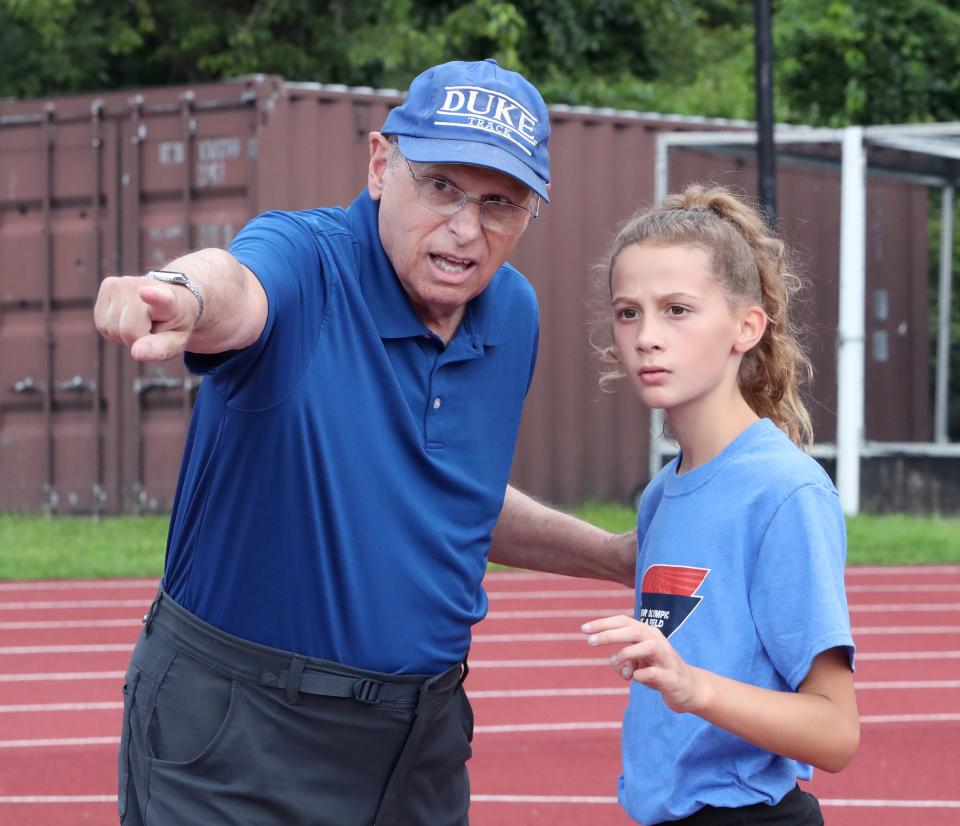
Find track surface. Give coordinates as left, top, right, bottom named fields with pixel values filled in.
left=1, top=566, right=959, bottom=825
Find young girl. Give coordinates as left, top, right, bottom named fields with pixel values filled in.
left=582, top=185, right=859, bottom=825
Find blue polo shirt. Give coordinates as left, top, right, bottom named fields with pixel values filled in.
left=161, top=191, right=539, bottom=674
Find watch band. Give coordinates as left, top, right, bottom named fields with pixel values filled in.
left=145, top=270, right=204, bottom=320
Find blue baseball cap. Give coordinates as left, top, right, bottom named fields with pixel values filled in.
left=381, top=59, right=551, bottom=202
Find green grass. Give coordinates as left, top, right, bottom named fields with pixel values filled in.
left=571, top=503, right=960, bottom=566
left=1, top=506, right=959, bottom=581
left=0, top=514, right=169, bottom=580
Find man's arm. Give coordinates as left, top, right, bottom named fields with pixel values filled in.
left=489, top=486, right=636, bottom=587
left=94, top=248, right=267, bottom=362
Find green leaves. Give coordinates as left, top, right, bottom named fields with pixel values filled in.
left=3, top=0, right=960, bottom=129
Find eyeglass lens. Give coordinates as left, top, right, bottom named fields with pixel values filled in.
left=402, top=156, right=535, bottom=234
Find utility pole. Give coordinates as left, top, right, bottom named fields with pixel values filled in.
left=754, top=0, right=777, bottom=225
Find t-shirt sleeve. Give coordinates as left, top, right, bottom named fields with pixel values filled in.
left=749, top=483, right=856, bottom=690
left=185, top=210, right=330, bottom=407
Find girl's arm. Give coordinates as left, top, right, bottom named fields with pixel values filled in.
left=582, top=614, right=859, bottom=772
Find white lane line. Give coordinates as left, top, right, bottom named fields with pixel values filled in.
left=5, top=645, right=958, bottom=661
left=857, top=650, right=960, bottom=660
left=853, top=626, right=960, bottom=634
left=0, top=680, right=953, bottom=712
left=0, top=671, right=123, bottom=682
left=0, top=619, right=140, bottom=630
left=0, top=701, right=122, bottom=713
left=820, top=799, right=960, bottom=808
left=469, top=680, right=960, bottom=699
left=474, top=633, right=583, bottom=642
left=0, top=644, right=132, bottom=654
left=473, top=713, right=960, bottom=734
left=487, top=609, right=633, bottom=619
left=0, top=616, right=960, bottom=642
left=0, top=600, right=150, bottom=611
left=485, top=604, right=960, bottom=620
left=0, top=736, right=120, bottom=748
left=850, top=603, right=960, bottom=613
left=473, top=627, right=960, bottom=642
left=0, top=795, right=117, bottom=803
left=483, top=572, right=571, bottom=582
left=0, top=580, right=157, bottom=592
left=3, top=711, right=957, bottom=750
left=476, top=722, right=622, bottom=734
left=847, top=584, right=960, bottom=593
left=845, top=565, right=960, bottom=576
left=0, top=680, right=951, bottom=708
left=468, top=795, right=960, bottom=809
left=469, top=651, right=960, bottom=668
left=471, top=658, right=609, bottom=668
left=0, top=596, right=960, bottom=622
left=471, top=794, right=618, bottom=803
left=855, top=679, right=960, bottom=689
left=486, top=589, right=632, bottom=600
left=860, top=712, right=960, bottom=723
left=470, top=688, right=629, bottom=699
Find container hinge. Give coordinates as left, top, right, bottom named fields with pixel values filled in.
left=11, top=376, right=41, bottom=394
left=55, top=374, right=94, bottom=393
left=133, top=375, right=183, bottom=395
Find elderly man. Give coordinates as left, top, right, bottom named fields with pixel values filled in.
left=95, top=59, right=633, bottom=826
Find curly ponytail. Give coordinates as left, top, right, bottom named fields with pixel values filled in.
left=596, top=184, right=814, bottom=447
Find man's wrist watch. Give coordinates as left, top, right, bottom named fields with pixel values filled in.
left=145, top=270, right=204, bottom=320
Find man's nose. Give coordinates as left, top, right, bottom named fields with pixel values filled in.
left=446, top=198, right=484, bottom=241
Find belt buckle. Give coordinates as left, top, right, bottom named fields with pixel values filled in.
left=352, top=679, right=383, bottom=705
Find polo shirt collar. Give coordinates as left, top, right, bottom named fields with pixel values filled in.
left=347, top=190, right=504, bottom=345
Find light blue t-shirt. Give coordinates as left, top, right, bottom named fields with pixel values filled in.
left=619, top=419, right=855, bottom=824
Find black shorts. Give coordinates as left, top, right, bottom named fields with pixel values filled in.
left=118, top=590, right=473, bottom=826
left=661, top=785, right=824, bottom=825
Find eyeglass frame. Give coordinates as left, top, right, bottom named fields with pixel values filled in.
left=395, top=150, right=541, bottom=235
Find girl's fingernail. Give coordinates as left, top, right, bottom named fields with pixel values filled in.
left=581, top=622, right=592, bottom=632
left=609, top=655, right=619, bottom=665
left=587, top=635, right=598, bottom=646
left=621, top=666, right=632, bottom=679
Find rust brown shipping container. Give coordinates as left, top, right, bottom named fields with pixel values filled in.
left=0, top=77, right=930, bottom=513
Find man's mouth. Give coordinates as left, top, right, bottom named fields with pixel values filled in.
left=430, top=253, right=474, bottom=275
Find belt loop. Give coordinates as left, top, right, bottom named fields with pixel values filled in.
left=286, top=656, right=307, bottom=705
left=142, top=590, right=162, bottom=637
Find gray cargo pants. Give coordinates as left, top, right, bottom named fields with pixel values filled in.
left=118, top=590, right=472, bottom=825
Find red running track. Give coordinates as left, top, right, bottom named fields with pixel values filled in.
left=1, top=567, right=959, bottom=825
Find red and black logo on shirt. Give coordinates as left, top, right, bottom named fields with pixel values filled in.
left=639, top=565, right=709, bottom=638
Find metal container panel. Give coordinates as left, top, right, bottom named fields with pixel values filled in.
left=0, top=78, right=934, bottom=512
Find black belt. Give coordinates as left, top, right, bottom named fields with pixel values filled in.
left=260, top=661, right=422, bottom=705
left=143, top=589, right=464, bottom=708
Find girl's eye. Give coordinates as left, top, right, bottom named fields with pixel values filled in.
left=616, top=307, right=639, bottom=321
left=667, top=305, right=689, bottom=317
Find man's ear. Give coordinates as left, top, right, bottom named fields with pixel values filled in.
left=733, top=305, right=768, bottom=353
left=368, top=131, right=391, bottom=201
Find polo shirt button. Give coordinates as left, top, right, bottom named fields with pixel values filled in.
left=433, top=398, right=441, bottom=410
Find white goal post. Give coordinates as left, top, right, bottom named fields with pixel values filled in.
left=652, top=123, right=960, bottom=515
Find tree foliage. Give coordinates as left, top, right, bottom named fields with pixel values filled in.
left=3, top=0, right=960, bottom=129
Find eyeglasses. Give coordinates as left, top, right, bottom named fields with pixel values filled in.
left=398, top=153, right=540, bottom=236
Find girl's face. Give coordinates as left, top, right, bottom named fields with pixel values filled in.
left=610, top=242, right=760, bottom=422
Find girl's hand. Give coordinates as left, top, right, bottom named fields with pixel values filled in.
left=581, top=614, right=705, bottom=714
